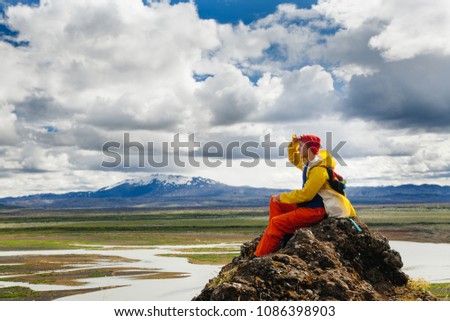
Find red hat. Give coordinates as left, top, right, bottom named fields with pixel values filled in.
left=299, top=134, right=321, bottom=154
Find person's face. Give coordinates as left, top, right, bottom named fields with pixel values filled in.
left=298, top=141, right=308, bottom=157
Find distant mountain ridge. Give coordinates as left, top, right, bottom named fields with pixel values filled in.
left=0, top=174, right=449, bottom=209
left=94, top=174, right=224, bottom=198
left=346, top=184, right=450, bottom=204
left=0, top=174, right=279, bottom=208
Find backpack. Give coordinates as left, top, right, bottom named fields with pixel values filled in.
left=324, top=166, right=346, bottom=196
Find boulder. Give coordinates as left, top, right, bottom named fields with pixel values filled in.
left=193, top=217, right=435, bottom=301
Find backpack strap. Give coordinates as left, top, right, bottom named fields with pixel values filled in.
left=323, top=166, right=346, bottom=196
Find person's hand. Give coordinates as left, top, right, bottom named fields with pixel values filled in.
left=271, top=194, right=280, bottom=202
left=292, top=134, right=300, bottom=143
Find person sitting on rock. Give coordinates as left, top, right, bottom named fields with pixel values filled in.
left=254, top=134, right=356, bottom=257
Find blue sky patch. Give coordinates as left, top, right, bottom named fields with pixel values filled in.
left=0, top=0, right=39, bottom=11
left=193, top=73, right=214, bottom=82
left=1, top=0, right=39, bottom=46
left=42, top=125, right=58, bottom=133
left=168, top=0, right=318, bottom=25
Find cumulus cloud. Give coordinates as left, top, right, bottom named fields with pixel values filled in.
left=194, top=64, right=336, bottom=126
left=195, top=67, right=259, bottom=125
left=260, top=65, right=337, bottom=121
left=1, top=0, right=450, bottom=196
left=0, top=103, right=20, bottom=145
left=308, top=0, right=450, bottom=131
left=13, top=90, right=70, bottom=123
left=367, top=0, right=450, bottom=61
left=315, top=0, right=450, bottom=61
left=4, top=0, right=219, bottom=131
left=332, top=64, right=377, bottom=82
left=342, top=55, right=450, bottom=130
left=0, top=42, right=36, bottom=102
left=19, top=145, right=71, bottom=172
left=318, top=20, right=385, bottom=68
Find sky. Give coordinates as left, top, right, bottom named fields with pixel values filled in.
left=1, top=0, right=450, bottom=197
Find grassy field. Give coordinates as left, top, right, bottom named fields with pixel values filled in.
left=0, top=204, right=448, bottom=250
left=0, top=207, right=263, bottom=250
left=356, top=204, right=450, bottom=243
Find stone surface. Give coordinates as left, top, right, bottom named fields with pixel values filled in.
left=193, top=217, right=436, bottom=301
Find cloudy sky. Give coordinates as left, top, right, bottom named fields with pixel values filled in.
left=1, top=0, right=450, bottom=197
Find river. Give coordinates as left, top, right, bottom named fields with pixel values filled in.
left=389, top=241, right=450, bottom=284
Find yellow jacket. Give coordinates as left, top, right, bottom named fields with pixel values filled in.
left=280, top=141, right=356, bottom=218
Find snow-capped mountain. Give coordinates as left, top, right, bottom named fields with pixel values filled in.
left=99, top=174, right=220, bottom=192
left=0, top=174, right=280, bottom=208
left=91, top=174, right=226, bottom=199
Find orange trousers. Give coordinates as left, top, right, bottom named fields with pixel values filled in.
left=254, top=199, right=326, bottom=257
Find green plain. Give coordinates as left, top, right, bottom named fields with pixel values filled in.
left=0, top=204, right=449, bottom=250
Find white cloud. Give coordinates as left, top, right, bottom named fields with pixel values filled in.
left=1, top=0, right=450, bottom=197
left=256, top=4, right=321, bottom=26
left=5, top=0, right=219, bottom=130
left=260, top=65, right=336, bottom=121
left=315, top=0, right=450, bottom=61
left=0, top=103, right=20, bottom=145
left=19, top=143, right=72, bottom=172
left=368, top=0, right=450, bottom=60
left=341, top=54, right=450, bottom=129
left=216, top=22, right=271, bottom=62
left=314, top=0, right=383, bottom=30
left=0, top=42, right=36, bottom=102
left=195, top=66, right=259, bottom=126
left=332, top=64, right=377, bottom=82
left=0, top=169, right=133, bottom=197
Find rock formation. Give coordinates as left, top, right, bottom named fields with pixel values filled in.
left=193, top=218, right=435, bottom=301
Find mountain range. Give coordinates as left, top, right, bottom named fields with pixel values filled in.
left=1, top=174, right=449, bottom=209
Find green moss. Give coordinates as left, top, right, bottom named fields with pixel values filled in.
left=208, top=266, right=238, bottom=288
left=158, top=252, right=238, bottom=265
left=428, top=283, right=450, bottom=300
left=407, top=278, right=430, bottom=292
left=0, top=285, right=125, bottom=301
left=175, top=247, right=240, bottom=253
left=0, top=286, right=38, bottom=299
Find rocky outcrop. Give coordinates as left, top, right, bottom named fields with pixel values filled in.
left=193, top=217, right=435, bottom=301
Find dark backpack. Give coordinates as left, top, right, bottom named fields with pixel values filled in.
left=324, top=166, right=346, bottom=196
